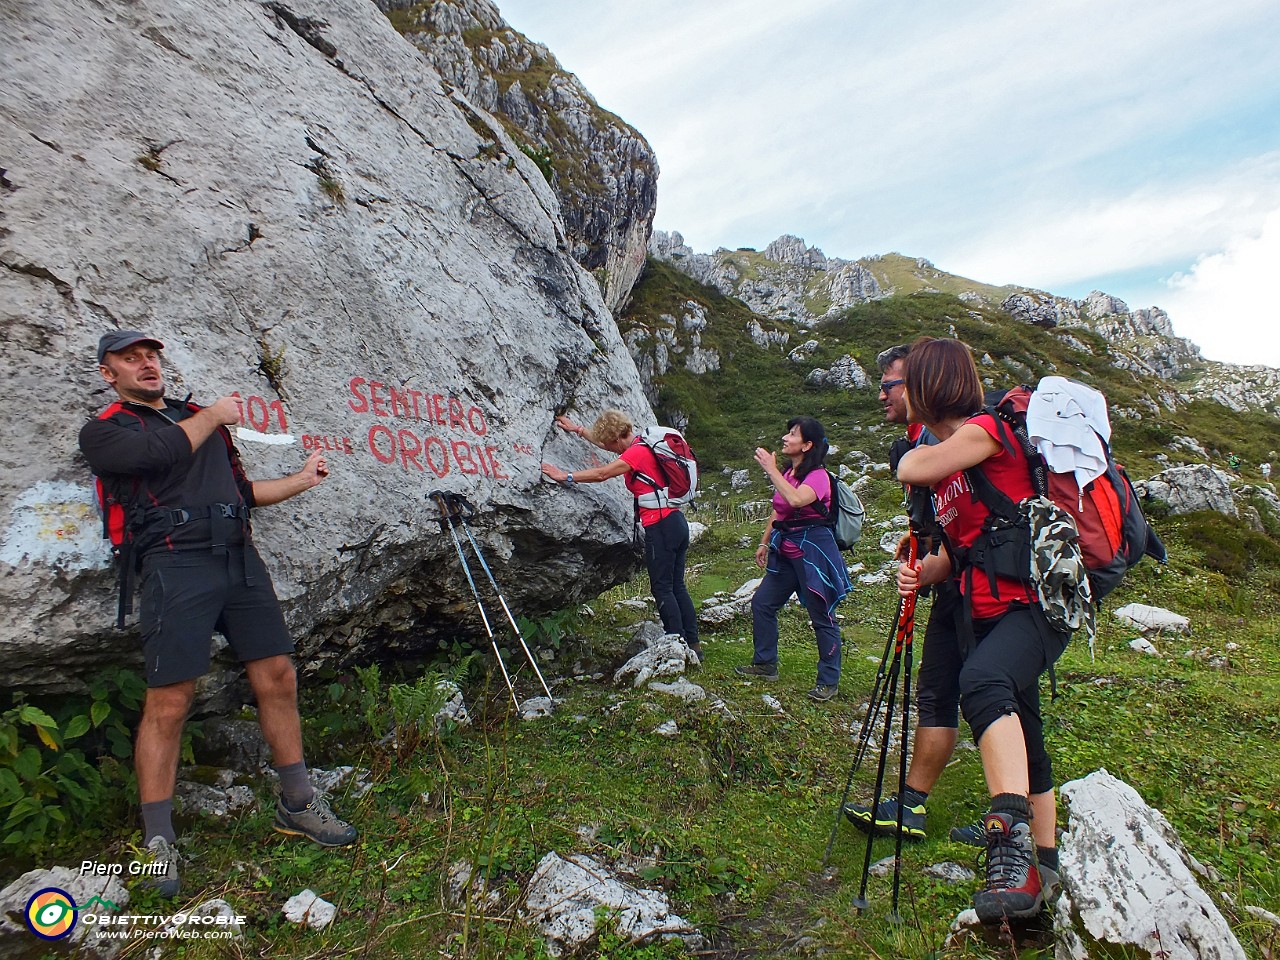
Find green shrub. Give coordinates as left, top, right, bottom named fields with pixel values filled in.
left=0, top=669, right=145, bottom=856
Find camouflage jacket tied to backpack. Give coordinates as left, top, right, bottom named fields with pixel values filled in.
left=963, top=487, right=1096, bottom=650
left=1025, top=497, right=1096, bottom=640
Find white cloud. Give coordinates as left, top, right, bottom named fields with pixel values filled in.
left=941, top=154, right=1280, bottom=288
left=1158, top=210, right=1280, bottom=366
left=495, top=0, right=1280, bottom=365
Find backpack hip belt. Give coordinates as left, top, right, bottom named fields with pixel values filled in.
left=138, top=501, right=255, bottom=578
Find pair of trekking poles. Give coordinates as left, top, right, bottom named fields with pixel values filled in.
left=822, top=533, right=923, bottom=919
left=428, top=491, right=554, bottom=710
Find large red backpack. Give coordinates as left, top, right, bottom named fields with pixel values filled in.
left=630, top=426, right=699, bottom=509
left=968, top=383, right=1166, bottom=600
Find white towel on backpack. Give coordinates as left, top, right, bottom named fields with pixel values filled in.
left=1026, top=376, right=1111, bottom=491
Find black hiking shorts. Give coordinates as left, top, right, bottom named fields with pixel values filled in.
left=138, top=545, right=294, bottom=687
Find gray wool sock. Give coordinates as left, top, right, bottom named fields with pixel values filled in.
left=141, top=799, right=176, bottom=844
left=275, top=761, right=316, bottom=811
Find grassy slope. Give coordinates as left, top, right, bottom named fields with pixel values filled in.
left=86, top=499, right=1280, bottom=960
left=858, top=252, right=1022, bottom=303
left=14, top=263, right=1280, bottom=960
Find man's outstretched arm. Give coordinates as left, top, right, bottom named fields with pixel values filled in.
left=252, top=451, right=329, bottom=507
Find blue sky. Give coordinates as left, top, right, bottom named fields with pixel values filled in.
left=488, top=0, right=1280, bottom=366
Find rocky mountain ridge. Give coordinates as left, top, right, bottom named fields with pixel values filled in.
left=648, top=229, right=1280, bottom=418
left=378, top=0, right=658, bottom=314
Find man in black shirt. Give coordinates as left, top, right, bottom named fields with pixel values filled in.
left=844, top=344, right=973, bottom=844
left=80, top=330, right=356, bottom=898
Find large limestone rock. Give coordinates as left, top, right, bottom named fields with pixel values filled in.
left=1135, top=465, right=1237, bottom=516
left=381, top=0, right=658, bottom=314
left=523, top=851, right=704, bottom=956
left=0, top=0, right=650, bottom=691
left=1002, top=291, right=1076, bottom=328
left=1056, top=770, right=1245, bottom=960
left=1183, top=363, right=1280, bottom=417
left=0, top=866, right=129, bottom=959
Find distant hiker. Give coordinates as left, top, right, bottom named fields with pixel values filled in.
left=79, top=330, right=357, bottom=899
left=735, top=417, right=852, bottom=702
left=1260, top=461, right=1271, bottom=481
left=542, top=411, right=701, bottom=660
left=1227, top=452, right=1241, bottom=473
left=844, top=344, right=981, bottom=845
left=893, top=337, right=1070, bottom=924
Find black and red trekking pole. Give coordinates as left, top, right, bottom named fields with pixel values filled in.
left=822, top=535, right=920, bottom=920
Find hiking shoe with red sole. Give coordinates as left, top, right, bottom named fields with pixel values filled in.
left=973, top=811, right=1042, bottom=923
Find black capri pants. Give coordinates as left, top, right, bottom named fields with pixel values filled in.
left=959, top=605, right=1070, bottom=796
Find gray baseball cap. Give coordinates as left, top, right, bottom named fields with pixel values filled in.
left=97, top=330, right=164, bottom=364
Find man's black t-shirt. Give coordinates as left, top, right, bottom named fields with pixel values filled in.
left=79, top=398, right=254, bottom=554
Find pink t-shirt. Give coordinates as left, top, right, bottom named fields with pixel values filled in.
left=773, top=468, right=832, bottom=558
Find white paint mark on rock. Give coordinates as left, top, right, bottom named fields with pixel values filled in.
left=0, top=482, right=111, bottom=571
left=235, top=427, right=296, bottom=445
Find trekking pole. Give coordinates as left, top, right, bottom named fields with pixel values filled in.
left=446, top=493, right=556, bottom=703
left=822, top=593, right=907, bottom=868
left=853, top=537, right=919, bottom=914
left=429, top=491, right=519, bottom=709
left=888, top=535, right=920, bottom=921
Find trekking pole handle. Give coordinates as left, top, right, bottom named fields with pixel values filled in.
left=427, top=489, right=459, bottom=530
left=447, top=491, right=477, bottom=518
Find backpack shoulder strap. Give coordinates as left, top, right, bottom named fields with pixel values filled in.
left=629, top=434, right=669, bottom=491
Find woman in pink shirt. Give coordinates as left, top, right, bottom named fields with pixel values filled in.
left=735, top=417, right=851, bottom=702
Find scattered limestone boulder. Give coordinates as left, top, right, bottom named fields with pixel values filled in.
left=175, top=768, right=257, bottom=818
left=446, top=860, right=501, bottom=909
left=523, top=852, right=704, bottom=956
left=613, top=636, right=697, bottom=687
left=1114, top=603, right=1191, bottom=636
left=1128, top=637, right=1160, bottom=656
left=0, top=866, right=129, bottom=959
left=647, top=676, right=706, bottom=703
left=879, top=530, right=904, bottom=555
left=519, top=697, right=556, bottom=720
left=788, top=340, right=820, bottom=363
left=699, top=578, right=760, bottom=625
left=1055, top=769, right=1245, bottom=960
left=654, top=719, right=679, bottom=738
left=282, top=889, right=336, bottom=930
left=1136, top=465, right=1237, bottom=516
left=310, top=765, right=374, bottom=799
left=435, top=680, right=472, bottom=728
left=806, top=355, right=870, bottom=391
left=924, top=862, right=975, bottom=883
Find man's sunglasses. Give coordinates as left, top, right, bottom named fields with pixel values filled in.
left=878, top=378, right=904, bottom=393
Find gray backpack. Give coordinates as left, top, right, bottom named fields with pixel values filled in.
left=815, top=471, right=865, bottom=551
